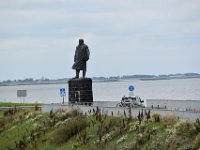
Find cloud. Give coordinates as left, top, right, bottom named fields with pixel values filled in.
left=0, top=0, right=200, bottom=80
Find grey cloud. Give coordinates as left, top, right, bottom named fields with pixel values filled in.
left=0, top=0, right=200, bottom=80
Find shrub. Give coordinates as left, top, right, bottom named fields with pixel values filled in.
left=145, top=109, right=151, bottom=120
left=163, top=113, right=176, bottom=122
left=55, top=109, right=80, bottom=121
left=52, top=116, right=88, bottom=144
left=72, top=129, right=88, bottom=149
left=4, top=109, right=16, bottom=117
left=192, top=133, right=200, bottom=150
left=34, top=103, right=39, bottom=111
left=129, top=128, right=154, bottom=149
left=49, top=109, right=54, bottom=119
left=176, top=121, right=196, bottom=137
left=0, top=118, right=4, bottom=129
left=194, top=118, right=200, bottom=132
left=152, top=113, right=161, bottom=122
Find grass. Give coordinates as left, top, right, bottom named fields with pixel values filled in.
left=0, top=111, right=4, bottom=117
left=0, top=109, right=44, bottom=149
left=52, top=116, right=88, bottom=144
left=0, top=102, right=41, bottom=107
left=0, top=107, right=200, bottom=150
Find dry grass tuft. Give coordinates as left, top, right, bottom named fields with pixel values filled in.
left=163, top=113, right=177, bottom=122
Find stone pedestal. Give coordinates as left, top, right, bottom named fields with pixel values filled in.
left=68, top=78, right=93, bottom=105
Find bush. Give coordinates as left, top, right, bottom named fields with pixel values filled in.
left=4, top=109, right=16, bottom=117
left=152, top=113, right=161, bottom=122
left=52, top=116, right=88, bottom=144
left=192, top=133, right=200, bottom=150
left=176, top=121, right=196, bottom=137
left=129, top=127, right=154, bottom=149
left=163, top=113, right=176, bottom=122
left=55, top=109, right=80, bottom=121
left=0, top=118, right=4, bottom=128
left=194, top=118, right=200, bottom=132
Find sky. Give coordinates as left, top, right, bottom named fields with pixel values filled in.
left=0, top=0, right=200, bottom=81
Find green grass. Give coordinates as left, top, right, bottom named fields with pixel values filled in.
left=0, top=111, right=4, bottom=117
left=0, top=108, right=200, bottom=150
left=0, top=109, right=44, bottom=149
left=0, top=102, right=41, bottom=107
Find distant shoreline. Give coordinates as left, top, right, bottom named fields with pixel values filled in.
left=1, top=73, right=200, bottom=86
left=140, top=76, right=200, bottom=81
left=0, top=77, right=200, bottom=86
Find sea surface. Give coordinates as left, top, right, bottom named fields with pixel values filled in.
left=0, top=78, right=200, bottom=104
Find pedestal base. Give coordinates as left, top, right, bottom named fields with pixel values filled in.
left=68, top=78, right=93, bottom=105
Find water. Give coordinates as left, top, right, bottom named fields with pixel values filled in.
left=0, top=78, right=200, bottom=104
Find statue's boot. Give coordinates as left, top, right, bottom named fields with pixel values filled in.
left=74, top=70, right=80, bottom=79
left=83, top=70, right=86, bottom=78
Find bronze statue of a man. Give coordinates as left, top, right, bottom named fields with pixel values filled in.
left=72, top=39, right=90, bottom=78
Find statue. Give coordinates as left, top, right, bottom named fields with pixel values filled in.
left=69, top=39, right=93, bottom=104
left=72, top=39, right=90, bottom=78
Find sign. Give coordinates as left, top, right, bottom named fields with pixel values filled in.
left=60, top=88, right=66, bottom=97
left=17, top=90, right=27, bottom=97
left=129, top=85, right=134, bottom=92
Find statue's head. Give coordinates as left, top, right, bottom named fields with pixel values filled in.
left=79, top=39, right=84, bottom=45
